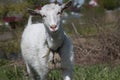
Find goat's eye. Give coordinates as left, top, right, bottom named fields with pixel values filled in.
left=42, top=15, right=46, bottom=17
left=57, top=12, right=61, bottom=15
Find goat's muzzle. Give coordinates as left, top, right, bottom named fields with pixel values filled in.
left=50, top=25, right=57, bottom=31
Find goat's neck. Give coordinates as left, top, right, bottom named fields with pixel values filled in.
left=46, top=26, right=65, bottom=50
left=47, top=27, right=64, bottom=40
left=51, top=28, right=63, bottom=36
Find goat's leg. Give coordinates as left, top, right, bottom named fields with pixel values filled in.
left=35, top=59, right=49, bottom=80
left=60, top=38, right=74, bottom=80
left=62, top=68, right=73, bottom=80
left=61, top=58, right=73, bottom=80
left=25, top=63, right=36, bottom=80
left=37, top=67, right=48, bottom=80
left=39, top=73, right=47, bottom=80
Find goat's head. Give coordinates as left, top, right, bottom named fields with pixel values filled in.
left=28, top=0, right=72, bottom=32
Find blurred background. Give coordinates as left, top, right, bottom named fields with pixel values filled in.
left=0, top=0, right=120, bottom=80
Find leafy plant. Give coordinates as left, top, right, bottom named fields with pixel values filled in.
left=99, top=0, right=120, bottom=10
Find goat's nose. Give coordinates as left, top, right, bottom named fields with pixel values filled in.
left=50, top=25, right=57, bottom=30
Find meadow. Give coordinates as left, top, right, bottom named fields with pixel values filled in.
left=1, top=62, right=120, bottom=80
left=0, top=4, right=120, bottom=80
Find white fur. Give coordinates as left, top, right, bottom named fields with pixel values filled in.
left=21, top=2, right=73, bottom=80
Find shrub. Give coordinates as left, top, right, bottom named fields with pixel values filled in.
left=99, top=0, right=120, bottom=10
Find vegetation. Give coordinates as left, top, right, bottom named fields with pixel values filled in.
left=99, top=0, right=120, bottom=10
left=0, top=1, right=29, bottom=20
left=0, top=0, right=120, bottom=80
left=1, top=63, right=120, bottom=80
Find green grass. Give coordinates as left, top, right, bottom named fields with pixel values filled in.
left=1, top=63, right=120, bottom=80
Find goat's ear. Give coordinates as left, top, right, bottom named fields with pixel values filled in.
left=61, top=0, right=72, bottom=12
left=27, top=8, right=41, bottom=16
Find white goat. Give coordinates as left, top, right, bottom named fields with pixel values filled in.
left=21, top=0, right=74, bottom=80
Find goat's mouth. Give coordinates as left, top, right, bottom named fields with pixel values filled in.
left=50, top=25, right=58, bottom=32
